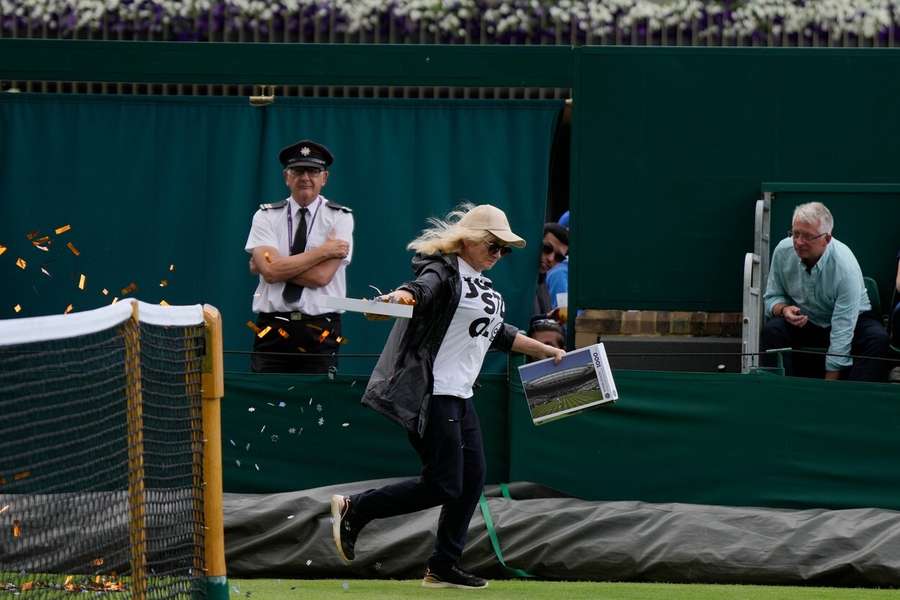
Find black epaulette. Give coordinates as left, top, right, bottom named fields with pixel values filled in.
left=259, top=200, right=288, bottom=211
left=325, top=201, right=352, bottom=213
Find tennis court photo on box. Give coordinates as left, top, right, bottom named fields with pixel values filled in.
left=518, top=343, right=618, bottom=425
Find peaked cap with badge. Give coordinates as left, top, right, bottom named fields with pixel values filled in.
left=279, top=139, right=334, bottom=171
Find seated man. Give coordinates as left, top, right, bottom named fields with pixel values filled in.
left=761, top=202, right=889, bottom=382
left=893, top=249, right=900, bottom=349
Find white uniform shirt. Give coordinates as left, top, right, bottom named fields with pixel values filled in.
left=432, top=258, right=506, bottom=399
left=245, top=195, right=354, bottom=315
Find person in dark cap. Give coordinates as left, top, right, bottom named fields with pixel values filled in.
left=245, top=139, right=355, bottom=373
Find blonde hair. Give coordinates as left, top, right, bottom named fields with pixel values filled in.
left=407, top=203, right=492, bottom=256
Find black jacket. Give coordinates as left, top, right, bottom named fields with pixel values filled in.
left=361, top=253, right=518, bottom=436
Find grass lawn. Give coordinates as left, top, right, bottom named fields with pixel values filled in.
left=228, top=579, right=899, bottom=600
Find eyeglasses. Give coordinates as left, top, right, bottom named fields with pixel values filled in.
left=288, top=166, right=323, bottom=177
left=486, top=241, right=512, bottom=256
left=542, top=243, right=566, bottom=263
left=787, top=230, right=828, bottom=243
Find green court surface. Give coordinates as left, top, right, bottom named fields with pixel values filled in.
left=228, top=579, right=899, bottom=600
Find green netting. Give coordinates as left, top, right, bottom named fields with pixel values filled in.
left=0, top=316, right=207, bottom=598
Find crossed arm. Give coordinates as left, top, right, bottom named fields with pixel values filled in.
left=250, top=234, right=349, bottom=288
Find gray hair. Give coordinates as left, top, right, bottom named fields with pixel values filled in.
left=792, top=202, right=833, bottom=234
left=406, top=202, right=492, bottom=256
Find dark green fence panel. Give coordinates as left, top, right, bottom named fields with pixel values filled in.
left=571, top=47, right=900, bottom=312
left=0, top=94, right=560, bottom=372
left=509, top=369, right=900, bottom=511
left=221, top=372, right=510, bottom=493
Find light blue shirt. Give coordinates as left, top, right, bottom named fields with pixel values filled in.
left=546, top=258, right=568, bottom=309
left=764, top=237, right=870, bottom=371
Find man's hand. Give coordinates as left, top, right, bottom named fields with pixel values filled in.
left=320, top=228, right=350, bottom=260
left=782, top=305, right=808, bottom=328
left=824, top=370, right=841, bottom=381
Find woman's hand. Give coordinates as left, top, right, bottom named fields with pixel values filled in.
left=364, top=290, right=416, bottom=320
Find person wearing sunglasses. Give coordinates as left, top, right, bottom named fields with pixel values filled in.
left=535, top=222, right=569, bottom=315
left=761, top=202, right=889, bottom=382
left=329, top=203, right=565, bottom=589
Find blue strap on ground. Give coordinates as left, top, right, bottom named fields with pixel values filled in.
left=478, top=483, right=534, bottom=578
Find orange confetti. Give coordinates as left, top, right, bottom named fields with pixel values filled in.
left=120, top=282, right=137, bottom=295
left=0, top=244, right=6, bottom=255
left=64, top=304, right=73, bottom=314
left=246, top=321, right=261, bottom=334
left=318, top=329, right=330, bottom=343
left=159, top=279, right=168, bottom=287
left=31, top=235, right=50, bottom=245
left=78, top=274, right=86, bottom=290
left=13, top=304, right=21, bottom=313
left=12, top=520, right=21, bottom=538
left=257, top=325, right=272, bottom=339
left=25, top=230, right=39, bottom=240
left=20, top=581, right=32, bottom=591
left=55, top=224, right=72, bottom=235
left=264, top=251, right=272, bottom=263
left=15, top=257, right=26, bottom=269
left=278, top=328, right=290, bottom=339
left=93, top=558, right=104, bottom=566
left=13, top=471, right=30, bottom=481
left=101, top=288, right=109, bottom=296
left=336, top=336, right=348, bottom=345
left=66, top=242, right=80, bottom=256
left=159, top=300, right=170, bottom=306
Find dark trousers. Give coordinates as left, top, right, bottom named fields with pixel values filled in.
left=761, top=311, right=889, bottom=382
left=250, top=313, right=341, bottom=374
left=350, top=395, right=486, bottom=568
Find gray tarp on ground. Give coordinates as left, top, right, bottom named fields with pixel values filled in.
left=224, top=479, right=900, bottom=586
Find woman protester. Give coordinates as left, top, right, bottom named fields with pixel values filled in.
left=330, top=204, right=565, bottom=589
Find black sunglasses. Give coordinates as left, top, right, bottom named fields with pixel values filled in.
left=542, top=243, right=566, bottom=263
left=486, top=241, right=512, bottom=256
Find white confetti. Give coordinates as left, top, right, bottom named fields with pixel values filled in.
left=248, top=407, right=256, bottom=413
left=318, top=417, right=324, bottom=426
left=235, top=460, right=241, bottom=467
left=287, top=515, right=295, bottom=520
left=288, top=427, right=297, bottom=434
left=342, top=582, right=349, bottom=591
left=245, top=443, right=251, bottom=451
left=274, top=316, right=289, bottom=322
left=308, top=398, right=313, bottom=406
left=278, top=401, right=286, bottom=408
left=350, top=380, right=356, bottom=387
left=254, top=463, right=260, bottom=471
left=267, top=402, right=275, bottom=406
left=342, top=422, right=350, bottom=428
left=260, top=425, right=266, bottom=433
left=232, top=585, right=240, bottom=594
left=288, top=386, right=295, bottom=391
left=305, top=559, right=312, bottom=566
left=316, top=403, right=323, bottom=412
left=271, top=434, right=279, bottom=443
left=229, top=439, right=236, bottom=446
left=299, top=427, right=304, bottom=435
left=375, top=562, right=382, bottom=570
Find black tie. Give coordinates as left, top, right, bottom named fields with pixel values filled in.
left=282, top=207, right=308, bottom=304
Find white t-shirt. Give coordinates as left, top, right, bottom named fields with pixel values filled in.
left=245, top=195, right=354, bottom=315
left=432, top=258, right=506, bottom=399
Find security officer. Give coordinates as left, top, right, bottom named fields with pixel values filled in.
left=245, top=139, right=354, bottom=373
